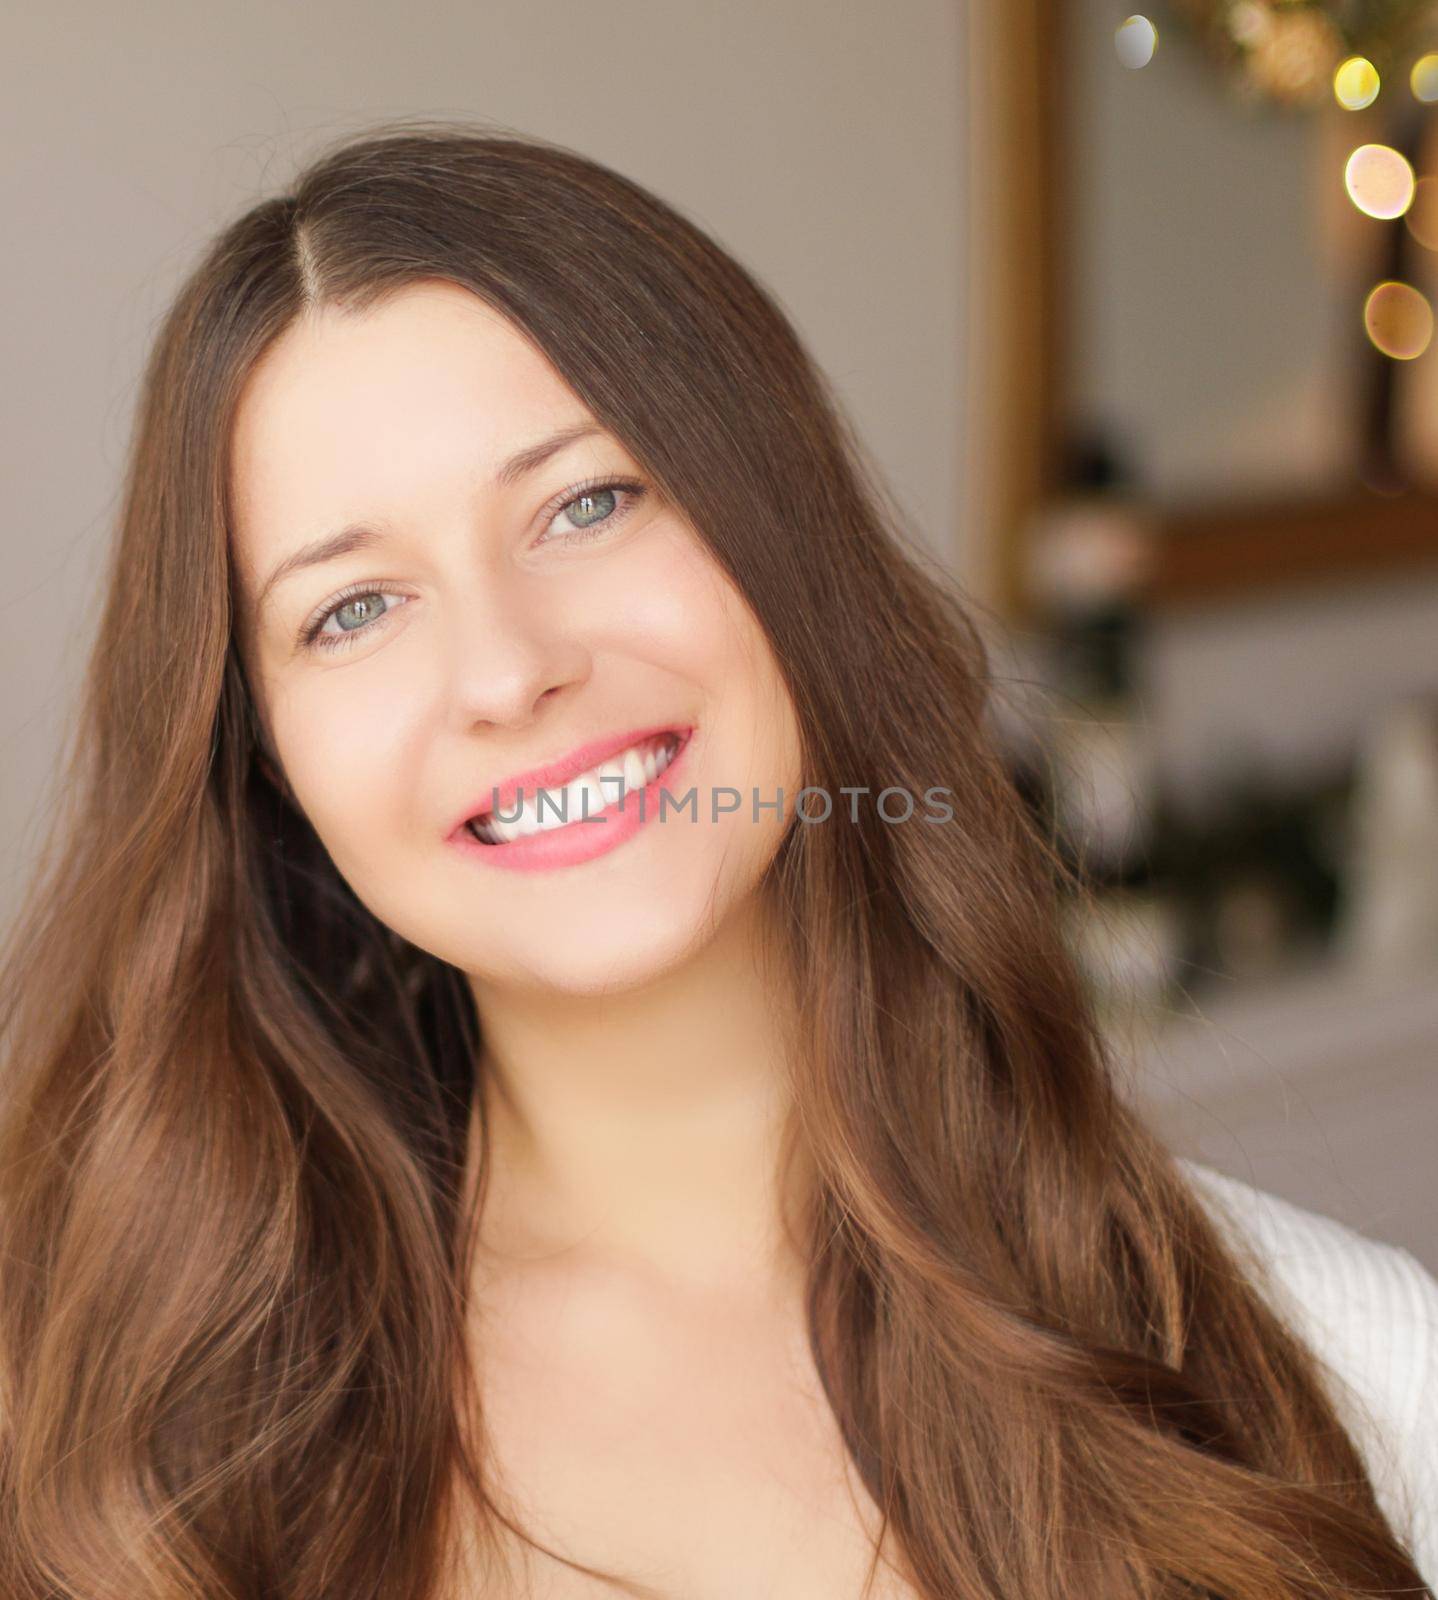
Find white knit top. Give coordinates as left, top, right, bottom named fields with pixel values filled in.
left=1179, top=1158, right=1438, bottom=1590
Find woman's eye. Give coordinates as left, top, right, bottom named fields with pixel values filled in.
left=542, top=478, right=647, bottom=544
left=297, top=479, right=648, bottom=654
left=300, top=590, right=406, bottom=654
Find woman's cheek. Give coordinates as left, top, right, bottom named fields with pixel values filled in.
left=582, top=520, right=738, bottom=674
left=278, top=668, right=429, bottom=855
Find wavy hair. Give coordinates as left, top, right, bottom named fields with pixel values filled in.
left=0, top=118, right=1429, bottom=1599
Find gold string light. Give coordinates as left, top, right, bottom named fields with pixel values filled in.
left=1345, top=143, right=1417, bottom=218
left=1115, top=15, right=1159, bottom=69
left=1364, top=280, right=1434, bottom=358
left=1334, top=55, right=1381, bottom=109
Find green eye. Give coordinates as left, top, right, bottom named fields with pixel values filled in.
left=301, top=588, right=408, bottom=653
left=543, top=478, right=647, bottom=543
left=569, top=487, right=617, bottom=527
left=296, top=476, right=650, bottom=656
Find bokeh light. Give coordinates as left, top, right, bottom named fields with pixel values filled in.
left=1363, top=281, right=1433, bottom=360
left=1334, top=56, right=1380, bottom=110
left=1115, top=15, right=1158, bottom=69
left=1227, top=3, right=1270, bottom=47
left=1345, top=144, right=1416, bottom=219
left=1404, top=176, right=1438, bottom=251
left=1411, top=52, right=1438, bottom=102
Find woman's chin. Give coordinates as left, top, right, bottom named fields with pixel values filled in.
left=476, top=903, right=722, bottom=999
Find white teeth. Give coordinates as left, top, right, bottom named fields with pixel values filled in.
left=469, top=733, right=681, bottom=845
left=576, top=771, right=606, bottom=819
left=653, top=737, right=678, bottom=776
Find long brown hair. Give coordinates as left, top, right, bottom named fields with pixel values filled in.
left=0, top=117, right=1428, bottom=1600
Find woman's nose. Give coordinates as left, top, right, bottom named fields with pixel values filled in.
left=439, top=570, right=592, bottom=731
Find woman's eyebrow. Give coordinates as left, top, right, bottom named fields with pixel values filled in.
left=494, top=420, right=602, bottom=489
left=251, top=420, right=605, bottom=611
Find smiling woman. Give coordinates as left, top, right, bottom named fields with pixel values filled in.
left=227, top=278, right=803, bottom=994
left=0, top=118, right=1434, bottom=1600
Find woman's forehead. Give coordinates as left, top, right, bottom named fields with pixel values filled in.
left=227, top=288, right=603, bottom=572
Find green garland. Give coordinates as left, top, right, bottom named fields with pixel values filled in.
left=1164, top=0, right=1437, bottom=106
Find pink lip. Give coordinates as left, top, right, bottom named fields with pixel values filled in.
left=447, top=722, right=695, bottom=835
left=447, top=726, right=696, bottom=874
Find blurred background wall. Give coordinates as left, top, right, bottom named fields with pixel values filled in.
left=968, top=0, right=1437, bottom=1270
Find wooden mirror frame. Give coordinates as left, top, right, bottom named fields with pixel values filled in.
left=964, top=0, right=1438, bottom=625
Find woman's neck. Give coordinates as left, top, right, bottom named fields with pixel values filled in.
left=463, top=895, right=812, bottom=1303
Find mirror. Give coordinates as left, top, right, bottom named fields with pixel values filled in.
left=967, top=0, right=1438, bottom=618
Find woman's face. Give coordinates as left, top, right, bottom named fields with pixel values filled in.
left=229, top=280, right=803, bottom=996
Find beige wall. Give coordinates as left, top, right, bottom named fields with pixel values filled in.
left=0, top=0, right=971, bottom=930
